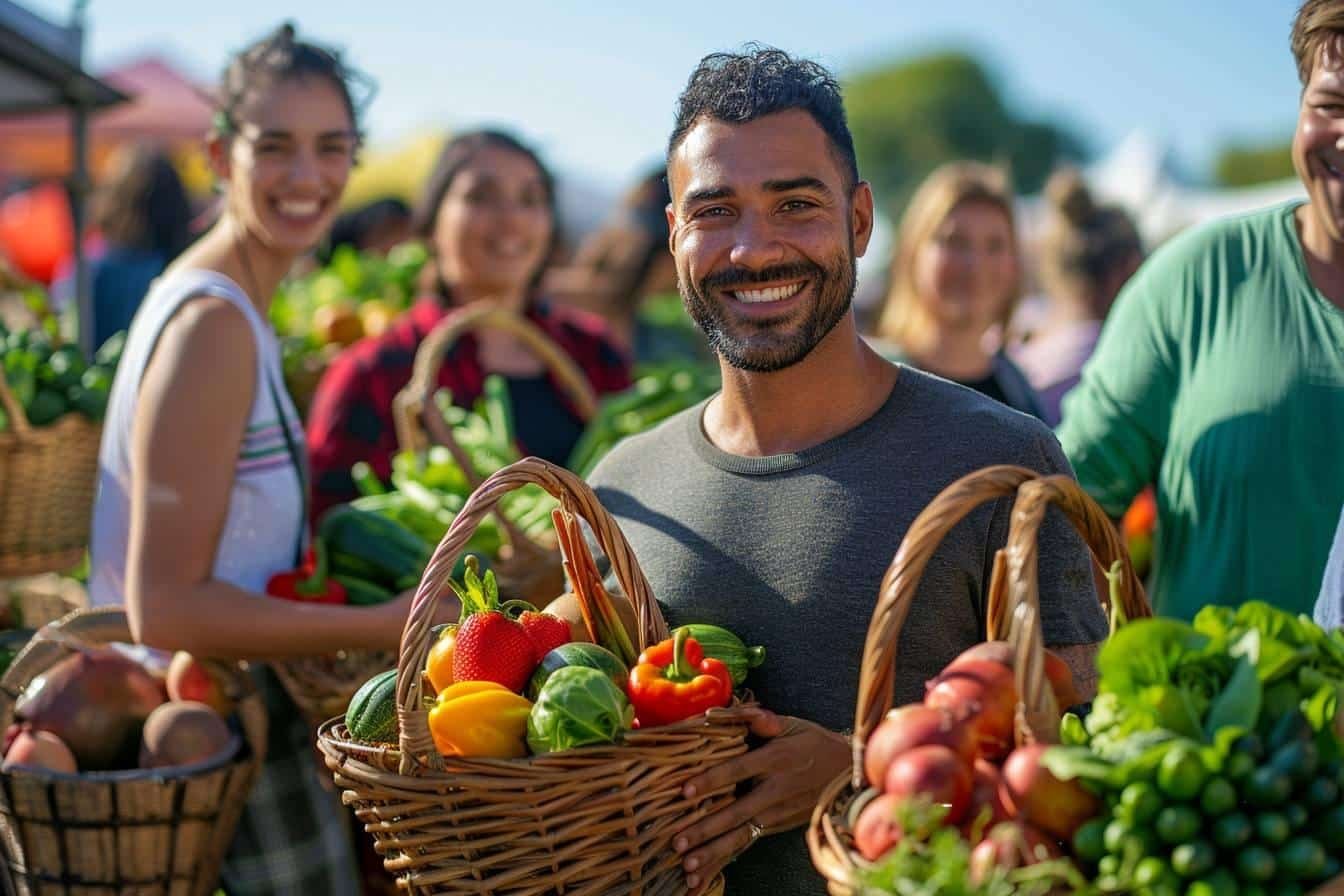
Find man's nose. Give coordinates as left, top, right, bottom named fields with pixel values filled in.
left=729, top=211, right=786, bottom=270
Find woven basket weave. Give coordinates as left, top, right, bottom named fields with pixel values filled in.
left=0, top=369, right=101, bottom=579
left=318, top=457, right=754, bottom=894
left=806, top=466, right=1152, bottom=895
left=0, top=607, right=267, bottom=895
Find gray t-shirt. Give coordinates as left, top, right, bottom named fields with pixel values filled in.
left=587, top=365, right=1107, bottom=895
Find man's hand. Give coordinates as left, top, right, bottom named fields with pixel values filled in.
left=673, top=707, right=850, bottom=894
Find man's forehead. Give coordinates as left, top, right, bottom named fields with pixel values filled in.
left=668, top=110, right=841, bottom=196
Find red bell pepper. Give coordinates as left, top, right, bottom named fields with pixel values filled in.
left=266, top=538, right=347, bottom=604
left=627, top=629, right=733, bottom=728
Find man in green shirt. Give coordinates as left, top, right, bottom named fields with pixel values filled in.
left=1058, top=0, right=1344, bottom=620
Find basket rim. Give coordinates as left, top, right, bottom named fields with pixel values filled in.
left=1, top=731, right=243, bottom=783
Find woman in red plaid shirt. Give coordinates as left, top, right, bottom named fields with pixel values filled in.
left=306, top=130, right=632, bottom=520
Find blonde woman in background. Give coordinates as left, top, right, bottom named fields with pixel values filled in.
left=872, top=161, right=1044, bottom=419
left=1011, top=169, right=1144, bottom=425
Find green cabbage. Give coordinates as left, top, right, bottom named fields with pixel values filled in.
left=526, top=666, right=633, bottom=755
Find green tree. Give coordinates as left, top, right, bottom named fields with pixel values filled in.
left=1214, top=139, right=1295, bottom=187
left=844, top=51, right=1085, bottom=215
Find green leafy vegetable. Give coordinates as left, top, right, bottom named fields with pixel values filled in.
left=526, top=666, right=633, bottom=754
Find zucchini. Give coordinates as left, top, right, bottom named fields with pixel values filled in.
left=346, top=669, right=398, bottom=741
left=672, top=624, right=765, bottom=687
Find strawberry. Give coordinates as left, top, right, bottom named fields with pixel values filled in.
left=451, top=611, right=538, bottom=693
left=520, top=611, right=572, bottom=662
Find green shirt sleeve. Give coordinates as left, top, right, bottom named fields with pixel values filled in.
left=1056, top=239, right=1188, bottom=517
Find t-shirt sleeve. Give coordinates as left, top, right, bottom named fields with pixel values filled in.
left=1022, top=432, right=1110, bottom=647
left=1056, top=247, right=1183, bottom=517
left=1314, top=506, right=1344, bottom=631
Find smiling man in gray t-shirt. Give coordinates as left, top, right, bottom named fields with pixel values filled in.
left=553, top=47, right=1107, bottom=896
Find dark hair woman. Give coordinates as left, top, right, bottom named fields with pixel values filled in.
left=306, top=129, right=632, bottom=519
left=86, top=24, right=455, bottom=894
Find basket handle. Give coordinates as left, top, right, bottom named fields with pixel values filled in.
left=850, top=466, right=1152, bottom=789
left=393, top=304, right=600, bottom=459
left=393, top=456, right=665, bottom=773
left=1000, top=476, right=1151, bottom=742
left=0, top=368, right=34, bottom=440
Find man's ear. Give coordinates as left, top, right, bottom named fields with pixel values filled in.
left=665, top=203, right=677, bottom=253
left=851, top=180, right=875, bottom=259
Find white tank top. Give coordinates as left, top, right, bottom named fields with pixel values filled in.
left=89, top=270, right=305, bottom=606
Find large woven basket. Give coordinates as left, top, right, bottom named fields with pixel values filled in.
left=806, top=466, right=1152, bottom=895
left=393, top=304, right=600, bottom=608
left=0, top=367, right=101, bottom=579
left=318, top=457, right=755, bottom=895
left=0, top=606, right=268, bottom=896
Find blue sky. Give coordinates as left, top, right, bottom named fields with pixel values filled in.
left=30, top=0, right=1302, bottom=189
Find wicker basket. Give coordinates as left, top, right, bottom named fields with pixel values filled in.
left=0, top=366, right=101, bottom=579
left=393, top=304, right=600, bottom=608
left=0, top=606, right=268, bottom=896
left=806, top=465, right=1153, bottom=895
left=318, top=457, right=755, bottom=895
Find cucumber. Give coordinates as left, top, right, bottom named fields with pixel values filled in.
left=346, top=669, right=398, bottom=741
left=672, top=624, right=765, bottom=687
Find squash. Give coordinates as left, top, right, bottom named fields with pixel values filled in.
left=346, top=670, right=398, bottom=742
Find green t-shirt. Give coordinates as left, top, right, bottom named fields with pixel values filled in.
left=1058, top=201, right=1344, bottom=620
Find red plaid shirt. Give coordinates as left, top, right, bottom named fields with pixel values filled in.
left=306, top=297, right=632, bottom=521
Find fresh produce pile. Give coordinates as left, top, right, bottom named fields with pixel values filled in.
left=3, top=647, right=239, bottom=776
left=567, top=360, right=720, bottom=476
left=1048, top=601, right=1344, bottom=895
left=0, top=324, right=123, bottom=429
left=350, top=376, right=558, bottom=563
left=344, top=509, right=764, bottom=761
left=269, top=242, right=427, bottom=412
left=850, top=640, right=1092, bottom=895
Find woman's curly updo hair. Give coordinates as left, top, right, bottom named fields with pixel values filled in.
left=212, top=22, right=372, bottom=143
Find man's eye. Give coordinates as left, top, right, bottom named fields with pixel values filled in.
left=693, top=206, right=731, bottom=218
left=255, top=142, right=286, bottom=155
left=781, top=199, right=815, bottom=211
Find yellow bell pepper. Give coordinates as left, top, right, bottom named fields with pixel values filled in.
left=428, top=680, right=533, bottom=759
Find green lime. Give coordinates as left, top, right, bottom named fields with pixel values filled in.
left=1135, top=856, right=1171, bottom=887
left=1171, top=840, right=1217, bottom=878
left=1103, top=818, right=1132, bottom=854
left=1277, top=837, right=1327, bottom=881
left=80, top=364, right=112, bottom=393
left=1270, top=740, right=1320, bottom=785
left=1245, top=766, right=1292, bottom=808
left=1098, top=854, right=1120, bottom=877
left=41, top=345, right=85, bottom=390
left=1283, top=802, right=1309, bottom=831
left=1158, top=745, right=1209, bottom=801
left=1236, top=845, right=1276, bottom=882
left=1185, top=868, right=1238, bottom=896
left=1212, top=812, right=1253, bottom=850
left=1199, top=777, right=1237, bottom=816
left=25, top=387, right=66, bottom=426
left=1156, top=805, right=1203, bottom=844
left=1305, top=776, right=1339, bottom=810
left=1255, top=812, right=1291, bottom=846
left=1073, top=817, right=1108, bottom=862
left=1121, top=780, right=1165, bottom=824
left=1322, top=805, right=1344, bottom=851
left=1225, top=750, right=1257, bottom=782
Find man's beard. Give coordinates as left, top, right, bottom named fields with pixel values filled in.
left=679, top=249, right=856, bottom=373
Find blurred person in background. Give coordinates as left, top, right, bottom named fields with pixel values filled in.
left=318, top=196, right=412, bottom=263
left=546, top=167, right=707, bottom=363
left=86, top=24, right=455, bottom=894
left=1009, top=168, right=1144, bottom=426
left=52, top=145, right=193, bottom=347
left=1058, top=0, right=1344, bottom=621
left=1315, top=506, right=1344, bottom=629
left=871, top=161, right=1044, bottom=419
left=306, top=129, right=631, bottom=518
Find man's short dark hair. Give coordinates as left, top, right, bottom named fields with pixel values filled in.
left=667, top=45, right=859, bottom=189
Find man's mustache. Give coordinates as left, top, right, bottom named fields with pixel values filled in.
left=698, top=261, right=823, bottom=293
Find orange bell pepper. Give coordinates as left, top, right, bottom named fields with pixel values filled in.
left=427, top=681, right=532, bottom=759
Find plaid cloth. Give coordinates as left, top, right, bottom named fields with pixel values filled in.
left=218, top=665, right=361, bottom=896
left=306, top=297, right=632, bottom=522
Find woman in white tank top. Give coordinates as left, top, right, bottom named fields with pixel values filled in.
left=87, top=24, right=455, bottom=895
